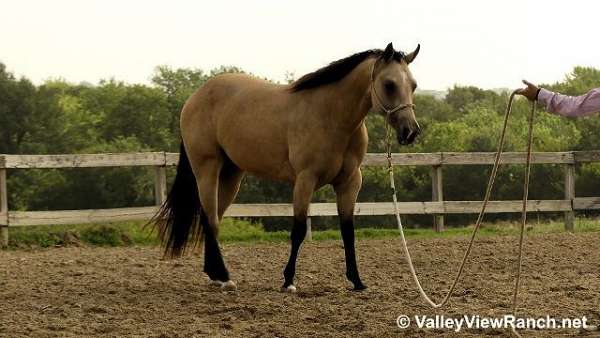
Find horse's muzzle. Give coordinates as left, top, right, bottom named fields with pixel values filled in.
left=397, top=124, right=421, bottom=145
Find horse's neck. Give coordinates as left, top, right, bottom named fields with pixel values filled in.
left=320, top=58, right=375, bottom=132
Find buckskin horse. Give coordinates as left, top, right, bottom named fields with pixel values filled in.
left=152, top=42, right=421, bottom=292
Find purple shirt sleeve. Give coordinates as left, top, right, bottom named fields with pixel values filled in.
left=537, top=88, right=600, bottom=117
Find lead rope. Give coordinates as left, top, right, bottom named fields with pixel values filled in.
left=386, top=91, right=535, bottom=337
left=510, top=92, right=536, bottom=338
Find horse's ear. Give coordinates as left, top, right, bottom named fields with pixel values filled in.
left=404, top=44, right=420, bottom=64
left=383, top=42, right=395, bottom=61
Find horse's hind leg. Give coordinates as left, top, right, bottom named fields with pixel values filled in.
left=192, top=156, right=236, bottom=290
left=217, top=158, right=245, bottom=221
left=206, top=159, right=244, bottom=290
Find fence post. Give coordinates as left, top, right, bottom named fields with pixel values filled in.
left=431, top=165, right=444, bottom=232
left=0, top=167, right=8, bottom=248
left=154, top=166, right=167, bottom=206
left=564, top=163, right=575, bottom=232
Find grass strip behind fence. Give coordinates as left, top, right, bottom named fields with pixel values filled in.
left=5, top=217, right=600, bottom=249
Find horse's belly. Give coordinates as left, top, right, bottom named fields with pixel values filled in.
left=219, top=130, right=294, bottom=182
left=228, top=148, right=294, bottom=182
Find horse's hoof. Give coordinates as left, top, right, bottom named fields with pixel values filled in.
left=352, top=283, right=367, bottom=291
left=280, top=285, right=297, bottom=293
left=208, top=279, right=224, bottom=287
left=221, top=280, right=237, bottom=291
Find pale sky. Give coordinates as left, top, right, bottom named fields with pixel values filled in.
left=1, top=0, right=598, bottom=90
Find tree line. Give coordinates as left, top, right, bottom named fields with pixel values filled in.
left=1, top=63, right=598, bottom=229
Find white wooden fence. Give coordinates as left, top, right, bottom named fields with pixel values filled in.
left=1, top=151, right=599, bottom=246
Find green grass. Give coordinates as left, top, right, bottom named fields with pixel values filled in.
left=5, top=217, right=600, bottom=249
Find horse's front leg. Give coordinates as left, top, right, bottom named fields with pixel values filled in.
left=334, top=169, right=366, bottom=290
left=282, top=171, right=317, bottom=293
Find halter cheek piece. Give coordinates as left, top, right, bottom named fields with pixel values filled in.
left=369, top=56, right=416, bottom=116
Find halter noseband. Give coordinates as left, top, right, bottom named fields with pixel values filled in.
left=369, top=56, right=416, bottom=115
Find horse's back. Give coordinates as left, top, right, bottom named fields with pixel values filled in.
left=183, top=73, right=284, bottom=114
left=181, top=73, right=296, bottom=181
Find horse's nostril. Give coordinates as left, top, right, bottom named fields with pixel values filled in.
left=396, top=125, right=420, bottom=145
left=407, top=130, right=418, bottom=144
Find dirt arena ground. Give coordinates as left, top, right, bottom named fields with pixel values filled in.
left=1, top=232, right=599, bottom=338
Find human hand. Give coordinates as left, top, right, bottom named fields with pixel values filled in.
left=516, top=80, right=540, bottom=101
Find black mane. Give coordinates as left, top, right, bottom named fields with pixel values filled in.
left=290, top=48, right=405, bottom=92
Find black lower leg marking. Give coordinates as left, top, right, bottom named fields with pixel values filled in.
left=283, top=217, right=307, bottom=287
left=201, top=212, right=230, bottom=282
left=340, top=218, right=365, bottom=290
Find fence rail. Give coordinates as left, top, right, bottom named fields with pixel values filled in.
left=1, top=151, right=599, bottom=246
left=4, top=151, right=600, bottom=169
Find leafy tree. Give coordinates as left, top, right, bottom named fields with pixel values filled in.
left=444, top=85, right=499, bottom=112
left=0, top=63, right=36, bottom=153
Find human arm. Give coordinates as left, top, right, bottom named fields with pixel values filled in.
left=517, top=80, right=600, bottom=117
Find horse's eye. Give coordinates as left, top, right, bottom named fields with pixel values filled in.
left=383, top=80, right=396, bottom=93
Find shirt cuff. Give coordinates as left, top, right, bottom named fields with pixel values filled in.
left=537, top=88, right=553, bottom=109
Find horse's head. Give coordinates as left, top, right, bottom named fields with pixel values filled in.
left=371, top=43, right=421, bottom=145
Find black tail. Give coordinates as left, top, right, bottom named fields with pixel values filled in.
left=152, top=142, right=203, bottom=257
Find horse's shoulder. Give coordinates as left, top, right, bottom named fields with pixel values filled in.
left=345, top=123, right=368, bottom=163
left=354, top=122, right=368, bottom=147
